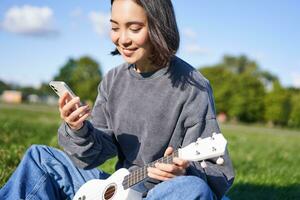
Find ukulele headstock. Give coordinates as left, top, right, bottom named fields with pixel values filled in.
left=178, top=133, right=227, bottom=163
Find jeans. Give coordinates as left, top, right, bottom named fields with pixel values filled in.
left=0, top=145, right=214, bottom=200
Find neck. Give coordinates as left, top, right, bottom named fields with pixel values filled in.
left=122, top=150, right=179, bottom=189
left=135, top=59, right=158, bottom=73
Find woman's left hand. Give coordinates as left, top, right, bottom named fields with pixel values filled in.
left=147, top=147, right=190, bottom=181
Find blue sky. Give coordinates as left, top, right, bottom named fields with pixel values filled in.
left=0, top=0, right=299, bottom=88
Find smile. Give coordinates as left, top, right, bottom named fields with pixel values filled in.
left=122, top=48, right=138, bottom=57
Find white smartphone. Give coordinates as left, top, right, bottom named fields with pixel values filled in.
left=49, top=81, right=77, bottom=98
left=49, top=81, right=87, bottom=119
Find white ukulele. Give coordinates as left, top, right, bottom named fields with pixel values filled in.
left=73, top=133, right=227, bottom=200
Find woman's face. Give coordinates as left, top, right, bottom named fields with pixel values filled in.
left=110, top=0, right=152, bottom=65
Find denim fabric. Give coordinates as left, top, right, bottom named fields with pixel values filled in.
left=145, top=176, right=213, bottom=200
left=0, top=145, right=109, bottom=200
left=0, top=145, right=214, bottom=200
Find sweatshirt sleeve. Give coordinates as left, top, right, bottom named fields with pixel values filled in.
left=182, top=81, right=235, bottom=199
left=58, top=78, right=118, bottom=169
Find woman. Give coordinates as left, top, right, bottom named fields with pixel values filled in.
left=0, top=0, right=234, bottom=199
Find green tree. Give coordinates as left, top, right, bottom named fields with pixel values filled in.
left=222, top=54, right=259, bottom=75
left=200, top=55, right=266, bottom=122
left=70, top=56, right=102, bottom=102
left=0, top=80, right=11, bottom=94
left=53, top=58, right=77, bottom=84
left=19, top=87, right=40, bottom=99
left=264, top=81, right=291, bottom=126
left=46, top=56, right=102, bottom=102
left=200, top=67, right=236, bottom=115
left=288, top=93, right=300, bottom=128
left=229, top=73, right=265, bottom=122
left=39, top=83, right=54, bottom=96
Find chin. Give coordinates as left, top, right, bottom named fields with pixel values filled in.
left=122, top=57, right=137, bottom=64
left=121, top=53, right=141, bottom=64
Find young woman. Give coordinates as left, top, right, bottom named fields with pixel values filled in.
left=0, top=0, right=234, bottom=199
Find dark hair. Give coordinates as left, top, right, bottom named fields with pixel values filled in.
left=110, top=0, right=180, bottom=68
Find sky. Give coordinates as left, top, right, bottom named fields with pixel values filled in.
left=0, top=0, right=299, bottom=88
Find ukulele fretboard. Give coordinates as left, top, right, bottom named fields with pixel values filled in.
left=122, top=150, right=179, bottom=189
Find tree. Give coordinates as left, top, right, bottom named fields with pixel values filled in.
left=19, top=87, right=40, bottom=99
left=70, top=56, right=102, bottom=102
left=53, top=58, right=77, bottom=84
left=39, top=83, right=54, bottom=96
left=264, top=81, right=291, bottom=126
left=199, top=55, right=266, bottom=122
left=0, top=80, right=10, bottom=94
left=47, top=56, right=102, bottom=102
left=288, top=92, right=300, bottom=128
left=221, top=54, right=259, bottom=75
left=200, top=67, right=236, bottom=115
left=228, top=73, right=265, bottom=122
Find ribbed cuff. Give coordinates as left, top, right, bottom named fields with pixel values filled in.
left=65, top=121, right=90, bottom=138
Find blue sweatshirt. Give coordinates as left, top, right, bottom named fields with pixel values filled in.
left=58, top=56, right=234, bottom=199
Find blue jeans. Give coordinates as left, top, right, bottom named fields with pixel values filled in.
left=0, top=145, right=214, bottom=200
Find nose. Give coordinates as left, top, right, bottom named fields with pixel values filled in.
left=119, top=31, right=131, bottom=47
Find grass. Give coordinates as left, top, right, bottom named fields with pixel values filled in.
left=0, top=103, right=299, bottom=199
left=222, top=124, right=300, bottom=199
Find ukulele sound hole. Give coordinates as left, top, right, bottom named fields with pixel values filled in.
left=103, top=184, right=117, bottom=200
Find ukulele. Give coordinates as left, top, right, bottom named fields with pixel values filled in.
left=73, top=133, right=227, bottom=200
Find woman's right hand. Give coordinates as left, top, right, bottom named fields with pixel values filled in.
left=58, top=92, right=91, bottom=131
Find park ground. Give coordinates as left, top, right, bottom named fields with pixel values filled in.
left=0, top=103, right=299, bottom=199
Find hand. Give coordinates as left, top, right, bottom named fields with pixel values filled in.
left=147, top=147, right=190, bottom=181
left=58, top=92, right=91, bottom=131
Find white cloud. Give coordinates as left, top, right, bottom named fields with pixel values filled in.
left=182, top=28, right=197, bottom=40
left=1, top=5, right=58, bottom=36
left=183, top=44, right=210, bottom=55
left=181, top=28, right=209, bottom=55
left=88, top=11, right=110, bottom=37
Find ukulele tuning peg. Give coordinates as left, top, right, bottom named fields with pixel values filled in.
left=211, top=132, right=217, bottom=140
left=200, top=160, right=207, bottom=168
left=216, top=157, right=224, bottom=165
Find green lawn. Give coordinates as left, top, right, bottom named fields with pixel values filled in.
left=222, top=124, right=300, bottom=199
left=0, top=103, right=299, bottom=199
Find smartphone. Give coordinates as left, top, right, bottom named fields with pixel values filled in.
left=49, top=81, right=77, bottom=98
left=49, top=81, right=87, bottom=118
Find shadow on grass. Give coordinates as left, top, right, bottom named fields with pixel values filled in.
left=228, top=183, right=300, bottom=200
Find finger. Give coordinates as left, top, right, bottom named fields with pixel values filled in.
left=156, top=162, right=187, bottom=176
left=61, top=97, right=80, bottom=117
left=148, top=166, right=175, bottom=178
left=75, top=112, right=91, bottom=125
left=59, top=92, right=71, bottom=108
left=67, top=112, right=91, bottom=131
left=173, top=157, right=190, bottom=168
left=155, top=162, right=180, bottom=174
left=147, top=167, right=175, bottom=181
left=147, top=172, right=171, bottom=181
left=164, top=146, right=174, bottom=157
left=66, top=105, right=90, bottom=122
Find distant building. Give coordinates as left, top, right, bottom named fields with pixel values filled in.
left=217, top=112, right=227, bottom=123
left=1, top=90, right=22, bottom=104
left=43, top=95, right=58, bottom=105
left=28, top=94, right=40, bottom=103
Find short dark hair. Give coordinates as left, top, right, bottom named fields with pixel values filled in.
left=110, top=0, right=180, bottom=67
